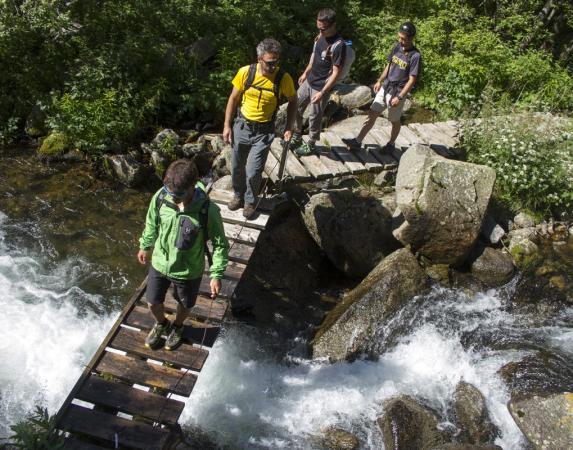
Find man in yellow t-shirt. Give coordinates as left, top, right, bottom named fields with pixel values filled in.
left=223, top=38, right=297, bottom=219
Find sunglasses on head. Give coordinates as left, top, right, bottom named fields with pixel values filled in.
left=163, top=185, right=189, bottom=199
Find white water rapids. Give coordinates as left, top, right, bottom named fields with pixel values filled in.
left=0, top=208, right=571, bottom=448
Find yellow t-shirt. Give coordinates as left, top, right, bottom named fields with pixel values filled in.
left=232, top=64, right=296, bottom=123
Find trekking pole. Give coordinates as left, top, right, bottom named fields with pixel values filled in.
left=277, top=137, right=290, bottom=192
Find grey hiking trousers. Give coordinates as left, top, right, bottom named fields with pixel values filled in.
left=231, top=117, right=275, bottom=205
left=294, top=79, right=331, bottom=142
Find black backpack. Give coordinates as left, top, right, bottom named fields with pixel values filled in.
left=155, top=188, right=213, bottom=266
left=241, top=63, right=285, bottom=120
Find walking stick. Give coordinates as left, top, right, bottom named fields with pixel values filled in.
left=277, top=137, right=291, bottom=192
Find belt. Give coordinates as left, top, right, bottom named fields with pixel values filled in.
left=236, top=112, right=274, bottom=132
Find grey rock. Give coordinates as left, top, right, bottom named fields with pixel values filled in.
left=373, top=169, right=396, bottom=187
left=377, top=395, right=448, bottom=450
left=181, top=141, right=207, bottom=157
left=471, top=247, right=515, bottom=286
left=316, top=427, right=359, bottom=450
left=152, top=129, right=180, bottom=155
left=508, top=392, right=573, bottom=450
left=453, top=382, right=498, bottom=445
left=392, top=145, right=496, bottom=265
left=204, top=134, right=225, bottom=154
left=426, top=263, right=451, bottom=285
left=508, top=227, right=537, bottom=243
left=513, top=212, right=536, bottom=229
left=481, top=215, right=505, bottom=244
left=151, top=150, right=172, bottom=177
left=103, top=154, right=149, bottom=187
left=330, top=84, right=373, bottom=110
left=212, top=144, right=232, bottom=178
left=434, top=445, right=502, bottom=450
left=302, top=189, right=401, bottom=278
left=212, top=175, right=232, bottom=192
left=312, top=248, right=428, bottom=361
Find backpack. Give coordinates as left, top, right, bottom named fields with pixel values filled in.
left=313, top=35, right=355, bottom=84
left=155, top=188, right=213, bottom=266
left=241, top=63, right=285, bottom=120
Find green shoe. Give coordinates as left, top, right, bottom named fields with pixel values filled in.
left=288, top=133, right=303, bottom=150
left=145, top=320, right=171, bottom=349
left=164, top=324, right=184, bottom=351
left=294, top=141, right=315, bottom=156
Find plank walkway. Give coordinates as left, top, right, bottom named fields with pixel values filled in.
left=265, top=117, right=460, bottom=184
left=54, top=189, right=275, bottom=449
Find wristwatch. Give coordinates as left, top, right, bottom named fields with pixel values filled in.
left=397, top=95, right=404, bottom=100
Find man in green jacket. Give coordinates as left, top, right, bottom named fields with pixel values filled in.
left=137, top=159, right=229, bottom=350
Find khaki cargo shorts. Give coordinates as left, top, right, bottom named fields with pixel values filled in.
left=371, top=86, right=405, bottom=123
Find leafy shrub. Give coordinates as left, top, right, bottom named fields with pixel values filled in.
left=463, top=113, right=573, bottom=217
left=5, top=406, right=64, bottom=449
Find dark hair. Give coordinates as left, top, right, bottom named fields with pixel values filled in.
left=317, top=8, right=336, bottom=24
left=257, top=38, right=281, bottom=58
left=399, top=21, right=416, bottom=37
left=163, top=158, right=199, bottom=192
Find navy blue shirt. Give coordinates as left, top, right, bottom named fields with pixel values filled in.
left=307, top=33, right=346, bottom=90
left=383, top=43, right=421, bottom=90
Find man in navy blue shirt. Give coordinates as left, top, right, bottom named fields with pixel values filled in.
left=343, top=22, right=421, bottom=153
left=290, top=8, right=346, bottom=156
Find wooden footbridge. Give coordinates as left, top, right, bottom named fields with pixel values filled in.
left=54, top=117, right=459, bottom=449
left=263, top=116, right=460, bottom=184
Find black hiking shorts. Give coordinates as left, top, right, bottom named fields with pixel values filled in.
left=146, top=266, right=201, bottom=309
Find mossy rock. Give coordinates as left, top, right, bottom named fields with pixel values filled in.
left=509, top=240, right=542, bottom=271
left=38, top=132, right=72, bottom=157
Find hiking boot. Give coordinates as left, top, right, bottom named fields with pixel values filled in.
left=228, top=196, right=244, bottom=211
left=382, top=141, right=396, bottom=153
left=293, top=141, right=315, bottom=156
left=164, top=324, right=184, bottom=351
left=342, top=137, right=362, bottom=151
left=243, top=203, right=256, bottom=220
left=145, top=320, right=171, bottom=349
left=288, top=133, right=303, bottom=150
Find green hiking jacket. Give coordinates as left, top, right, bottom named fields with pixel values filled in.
left=139, top=183, right=229, bottom=280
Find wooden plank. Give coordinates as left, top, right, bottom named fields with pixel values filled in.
left=64, top=437, right=111, bottom=449
left=126, top=306, right=221, bottom=348
left=77, top=375, right=185, bottom=425
left=263, top=147, right=280, bottom=182
left=96, top=351, right=197, bottom=397
left=321, top=131, right=366, bottom=174
left=219, top=260, right=247, bottom=280
left=313, top=137, right=350, bottom=177
left=218, top=203, right=270, bottom=230
left=269, top=139, right=311, bottom=181
left=199, top=276, right=237, bottom=299
left=223, top=222, right=261, bottom=244
left=397, top=124, right=428, bottom=146
left=360, top=132, right=399, bottom=168
left=55, top=279, right=148, bottom=431
left=161, top=290, right=228, bottom=323
left=322, top=131, right=381, bottom=172
left=293, top=136, right=331, bottom=180
left=110, top=326, right=209, bottom=371
left=208, top=189, right=274, bottom=212
left=370, top=126, right=410, bottom=151
left=60, top=404, right=169, bottom=450
left=208, top=240, right=254, bottom=264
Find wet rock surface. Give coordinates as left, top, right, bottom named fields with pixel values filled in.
left=315, top=427, right=360, bottom=450
left=102, top=153, right=149, bottom=187
left=453, top=382, right=498, bottom=445
left=312, top=248, right=428, bottom=361
left=377, top=395, right=448, bottom=450
left=471, top=247, right=515, bottom=286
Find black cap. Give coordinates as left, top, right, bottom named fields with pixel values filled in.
left=399, top=22, right=416, bottom=37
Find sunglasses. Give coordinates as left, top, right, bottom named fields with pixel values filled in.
left=261, top=59, right=279, bottom=67
left=163, top=185, right=189, bottom=199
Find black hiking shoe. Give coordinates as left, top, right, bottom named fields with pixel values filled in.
left=145, top=320, right=171, bottom=349
left=243, top=203, right=256, bottom=220
left=164, top=324, right=184, bottom=351
left=342, top=137, right=362, bottom=151
left=382, top=141, right=396, bottom=153
left=228, top=196, right=244, bottom=211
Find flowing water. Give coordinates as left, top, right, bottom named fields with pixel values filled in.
left=0, top=149, right=571, bottom=448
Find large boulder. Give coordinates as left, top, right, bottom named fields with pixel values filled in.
left=315, top=427, right=359, bottom=450
left=102, top=154, right=149, bottom=187
left=393, top=145, right=496, bottom=266
left=508, top=392, right=573, bottom=449
left=377, top=396, right=448, bottom=450
left=302, top=189, right=400, bottom=278
left=471, top=247, right=515, bottom=286
left=453, top=382, right=498, bottom=445
left=312, top=248, right=428, bottom=361
left=330, top=84, right=373, bottom=110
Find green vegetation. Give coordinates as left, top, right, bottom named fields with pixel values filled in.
left=463, top=113, right=573, bottom=218
left=38, top=131, right=70, bottom=157
left=5, top=406, right=64, bottom=449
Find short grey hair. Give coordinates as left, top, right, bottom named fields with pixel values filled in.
left=256, top=38, right=281, bottom=58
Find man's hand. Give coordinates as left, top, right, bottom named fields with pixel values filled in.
left=298, top=72, right=308, bottom=86
left=210, top=278, right=221, bottom=299
left=223, top=126, right=232, bottom=144
left=283, top=129, right=293, bottom=142
left=311, top=90, right=323, bottom=104
left=373, top=81, right=382, bottom=93
left=137, top=249, right=150, bottom=265
left=390, top=97, right=400, bottom=107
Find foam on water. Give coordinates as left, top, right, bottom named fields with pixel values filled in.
left=181, top=286, right=572, bottom=449
left=0, top=211, right=117, bottom=437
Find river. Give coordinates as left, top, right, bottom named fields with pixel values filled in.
left=0, top=149, right=571, bottom=448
